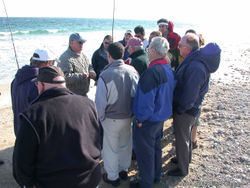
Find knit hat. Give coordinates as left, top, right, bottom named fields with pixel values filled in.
left=127, top=37, right=143, bottom=47
left=36, top=66, right=65, bottom=84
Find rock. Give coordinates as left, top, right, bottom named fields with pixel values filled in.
left=202, top=106, right=212, bottom=112
left=239, top=156, right=250, bottom=163
left=217, top=104, right=225, bottom=110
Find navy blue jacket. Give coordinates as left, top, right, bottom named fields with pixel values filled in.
left=173, top=43, right=221, bottom=116
left=133, top=59, right=175, bottom=123
left=118, top=39, right=130, bottom=60
left=11, top=65, right=38, bottom=136
left=91, top=46, right=109, bottom=80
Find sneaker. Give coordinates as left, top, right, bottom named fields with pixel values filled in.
left=119, top=171, right=128, bottom=181
left=102, top=173, right=120, bottom=187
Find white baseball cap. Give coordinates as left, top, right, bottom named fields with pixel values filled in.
left=31, top=47, right=56, bottom=62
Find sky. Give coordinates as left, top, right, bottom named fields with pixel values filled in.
left=0, top=0, right=249, bottom=42
left=0, top=0, right=248, bottom=26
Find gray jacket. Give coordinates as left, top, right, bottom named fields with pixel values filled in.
left=95, top=59, right=139, bottom=121
left=58, top=47, right=95, bottom=96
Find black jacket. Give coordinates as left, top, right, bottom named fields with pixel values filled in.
left=13, top=88, right=101, bottom=188
left=91, top=47, right=109, bottom=80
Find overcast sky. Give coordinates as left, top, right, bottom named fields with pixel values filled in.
left=0, top=0, right=248, bottom=26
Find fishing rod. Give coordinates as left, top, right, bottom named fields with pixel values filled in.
left=111, top=0, right=115, bottom=42
left=2, top=0, right=19, bottom=69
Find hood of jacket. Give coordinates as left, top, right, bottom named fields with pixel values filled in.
left=195, top=42, right=221, bottom=73
left=180, top=42, right=221, bottom=73
left=14, top=65, right=38, bottom=85
left=168, top=21, right=174, bottom=33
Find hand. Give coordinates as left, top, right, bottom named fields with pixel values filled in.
left=89, top=71, right=96, bottom=79
left=124, top=58, right=132, bottom=64
left=82, top=72, right=89, bottom=78
left=137, top=123, right=142, bottom=128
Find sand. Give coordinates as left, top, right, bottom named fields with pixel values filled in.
left=0, top=42, right=250, bottom=187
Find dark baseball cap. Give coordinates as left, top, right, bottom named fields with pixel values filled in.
left=69, top=33, right=86, bottom=43
left=36, top=66, right=65, bottom=84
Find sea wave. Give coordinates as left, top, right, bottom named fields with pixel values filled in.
left=0, top=29, right=68, bottom=36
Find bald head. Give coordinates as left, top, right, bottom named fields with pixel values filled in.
left=180, top=33, right=200, bottom=50
left=178, top=33, right=200, bottom=58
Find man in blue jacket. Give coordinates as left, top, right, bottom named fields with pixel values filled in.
left=131, top=37, right=175, bottom=188
left=168, top=33, right=221, bottom=176
left=11, top=47, right=56, bottom=136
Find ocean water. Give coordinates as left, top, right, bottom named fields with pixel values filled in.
left=0, top=17, right=194, bottom=84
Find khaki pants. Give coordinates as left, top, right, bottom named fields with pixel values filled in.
left=101, top=118, right=132, bottom=180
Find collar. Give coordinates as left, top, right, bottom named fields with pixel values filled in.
left=32, top=88, right=73, bottom=104
left=149, top=58, right=169, bottom=68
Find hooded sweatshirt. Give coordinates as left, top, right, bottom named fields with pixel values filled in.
left=173, top=43, right=221, bottom=116
left=165, top=21, right=181, bottom=69
left=11, top=65, right=38, bottom=136
left=167, top=21, right=181, bottom=51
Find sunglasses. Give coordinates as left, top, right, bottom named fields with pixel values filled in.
left=78, top=41, right=84, bottom=45
left=104, top=41, right=111, bottom=45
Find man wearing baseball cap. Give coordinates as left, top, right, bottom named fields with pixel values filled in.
left=13, top=66, right=101, bottom=188
left=11, top=47, right=56, bottom=136
left=118, top=30, right=133, bottom=61
left=58, top=33, right=96, bottom=96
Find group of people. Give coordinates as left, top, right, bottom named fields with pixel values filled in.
left=10, top=18, right=221, bottom=188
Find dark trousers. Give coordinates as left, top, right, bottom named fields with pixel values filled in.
left=99, top=121, right=103, bottom=149
left=173, top=113, right=195, bottom=175
left=134, top=121, right=164, bottom=188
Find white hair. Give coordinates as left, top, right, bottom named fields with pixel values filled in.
left=149, top=37, right=169, bottom=57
